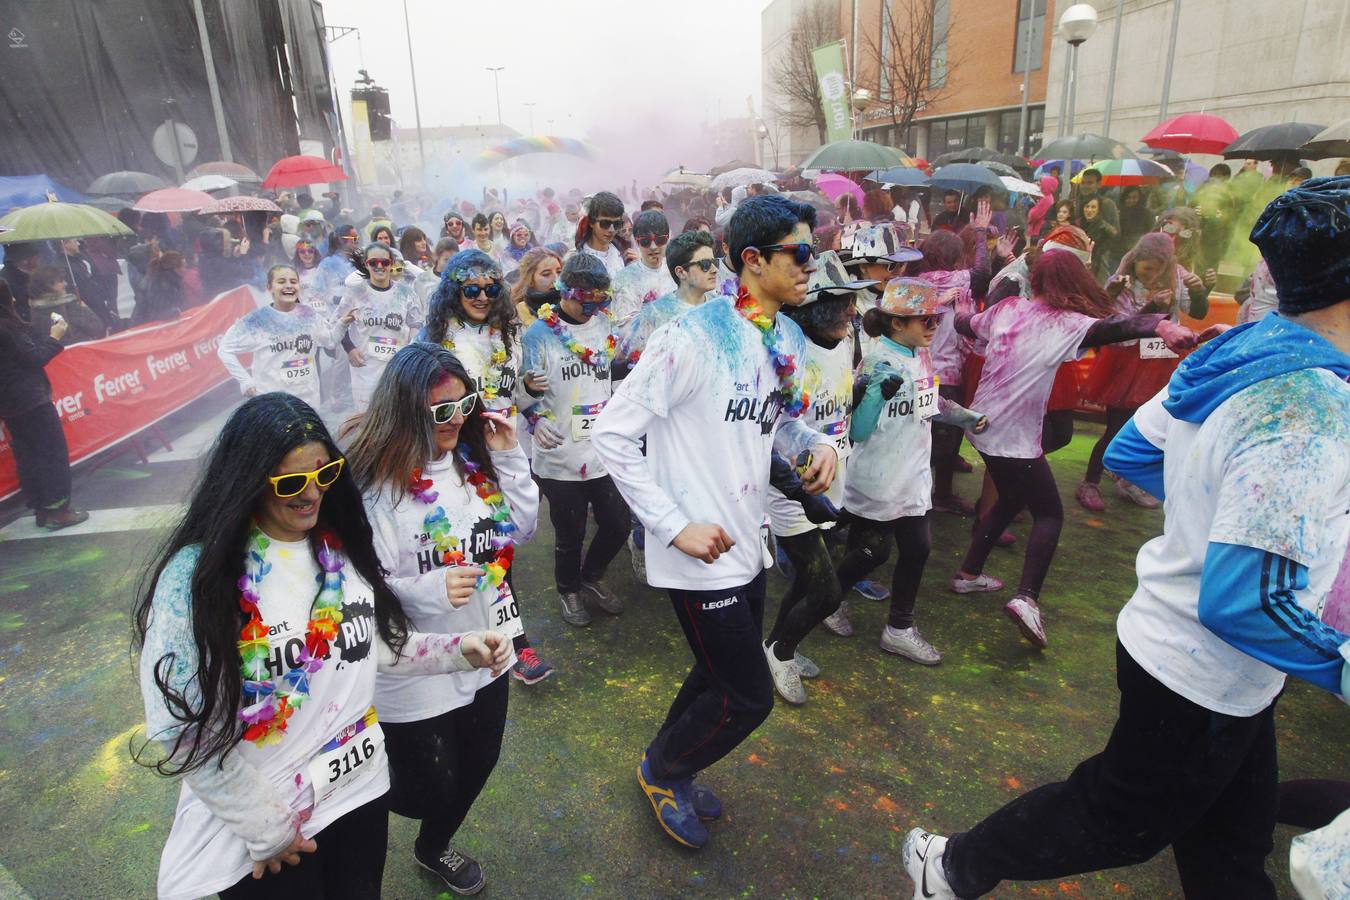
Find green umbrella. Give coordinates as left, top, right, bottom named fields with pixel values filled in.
left=0, top=201, right=133, bottom=244
left=801, top=140, right=913, bottom=172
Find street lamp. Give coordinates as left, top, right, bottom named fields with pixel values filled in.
left=485, top=66, right=505, bottom=131
left=1057, top=3, right=1098, bottom=136
left=851, top=88, right=874, bottom=141
left=524, top=101, right=537, bottom=135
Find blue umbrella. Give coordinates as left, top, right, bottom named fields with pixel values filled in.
left=0, top=174, right=86, bottom=211
left=1033, top=159, right=1087, bottom=179
left=867, top=167, right=930, bottom=186
left=930, top=163, right=1006, bottom=195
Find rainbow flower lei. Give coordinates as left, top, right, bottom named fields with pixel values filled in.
left=442, top=321, right=510, bottom=401
left=734, top=286, right=809, bottom=417
left=409, top=448, right=516, bottom=597
left=537, top=303, right=616, bottom=368
left=237, top=527, right=346, bottom=747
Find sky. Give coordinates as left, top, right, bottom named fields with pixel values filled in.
left=319, top=0, right=766, bottom=141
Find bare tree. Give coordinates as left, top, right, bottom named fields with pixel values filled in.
left=767, top=0, right=841, bottom=144
left=862, top=0, right=958, bottom=140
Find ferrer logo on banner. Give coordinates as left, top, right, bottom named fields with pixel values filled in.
left=811, top=40, right=852, bottom=144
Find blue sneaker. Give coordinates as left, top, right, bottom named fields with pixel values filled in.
left=853, top=579, right=890, bottom=601
left=689, top=781, right=722, bottom=820
left=638, top=755, right=709, bottom=848
left=775, top=543, right=795, bottom=580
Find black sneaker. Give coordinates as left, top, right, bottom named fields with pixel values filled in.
left=414, top=845, right=485, bottom=895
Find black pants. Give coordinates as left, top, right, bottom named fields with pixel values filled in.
left=930, top=383, right=967, bottom=498
left=1085, top=406, right=1135, bottom=483
left=3, top=402, right=72, bottom=511
left=766, top=530, right=843, bottom=658
left=944, top=642, right=1278, bottom=899
left=502, top=568, right=530, bottom=653
left=382, top=674, right=509, bottom=859
left=962, top=454, right=1062, bottom=600
left=218, top=794, right=389, bottom=899
left=1041, top=409, right=1075, bottom=455
left=836, top=513, right=931, bottom=629
left=1277, top=779, right=1350, bottom=830
left=537, top=475, right=630, bottom=594
left=647, top=572, right=773, bottom=782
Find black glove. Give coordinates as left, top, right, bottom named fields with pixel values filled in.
left=768, top=454, right=840, bottom=525
left=879, top=372, right=904, bottom=400
left=852, top=372, right=871, bottom=409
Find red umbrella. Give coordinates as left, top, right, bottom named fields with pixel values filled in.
left=200, top=196, right=282, bottom=214
left=1141, top=113, right=1238, bottom=156
left=133, top=187, right=215, bottom=213
left=262, top=155, right=347, bottom=189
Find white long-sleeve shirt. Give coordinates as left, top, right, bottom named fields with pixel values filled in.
left=337, top=277, right=425, bottom=411
left=437, top=318, right=529, bottom=413
left=610, top=259, right=676, bottom=327
left=593, top=296, right=834, bottom=590
left=521, top=313, right=618, bottom=481
left=217, top=304, right=344, bottom=408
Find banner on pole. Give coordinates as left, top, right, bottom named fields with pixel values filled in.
left=812, top=40, right=852, bottom=143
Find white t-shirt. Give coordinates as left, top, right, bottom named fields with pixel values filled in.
left=593, top=297, right=828, bottom=590
left=767, top=336, right=853, bottom=537
left=337, top=277, right=425, bottom=411
left=967, top=297, right=1096, bottom=459
left=439, top=318, right=526, bottom=413
left=580, top=242, right=626, bottom=280
left=618, top=291, right=699, bottom=362
left=610, top=259, right=676, bottom=327
left=217, top=305, right=343, bottom=409
left=1117, top=371, right=1350, bottom=716
left=521, top=312, right=617, bottom=481
left=367, top=446, right=537, bottom=721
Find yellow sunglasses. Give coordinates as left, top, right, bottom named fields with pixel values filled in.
left=268, top=458, right=345, bottom=498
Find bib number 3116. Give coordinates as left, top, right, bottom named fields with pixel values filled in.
left=307, top=714, right=384, bottom=809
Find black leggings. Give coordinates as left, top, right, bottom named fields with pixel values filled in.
left=537, top=475, right=631, bottom=594
left=766, top=530, right=843, bottom=658
left=382, top=674, right=508, bottom=859
left=836, top=513, right=931, bottom=629
left=962, top=454, right=1062, bottom=600
left=218, top=794, right=389, bottom=899
left=930, top=384, right=966, bottom=498
left=1085, top=406, right=1135, bottom=483
left=1277, top=779, right=1350, bottom=830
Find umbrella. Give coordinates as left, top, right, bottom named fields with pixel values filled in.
left=0, top=202, right=133, bottom=243
left=0, top=175, right=86, bottom=210
left=1183, top=161, right=1210, bottom=191
left=868, top=166, right=930, bottom=187
left=181, top=174, right=237, bottom=192
left=1141, top=113, right=1239, bottom=156
left=86, top=196, right=132, bottom=212
left=786, top=190, right=836, bottom=213
left=134, top=188, right=215, bottom=213
left=1298, top=118, right=1350, bottom=159
left=1000, top=175, right=1043, bottom=197
left=709, top=167, right=778, bottom=191
left=1034, top=133, right=1137, bottom=161
left=660, top=168, right=711, bottom=188
left=200, top=196, right=282, bottom=214
left=930, top=163, right=1006, bottom=195
left=262, top=155, right=347, bottom=189
left=709, top=159, right=760, bottom=176
left=87, top=170, right=169, bottom=195
left=813, top=173, right=864, bottom=206
left=1223, top=122, right=1324, bottom=161
left=1081, top=158, right=1175, bottom=186
left=1033, top=159, right=1087, bottom=179
left=801, top=140, right=912, bottom=172
left=1137, top=147, right=1185, bottom=163
left=189, top=161, right=262, bottom=183
left=933, top=147, right=1031, bottom=174
left=976, top=160, right=1020, bottom=178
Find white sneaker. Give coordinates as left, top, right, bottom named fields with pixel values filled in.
left=880, top=625, right=942, bottom=665
left=822, top=601, right=854, bottom=636
left=903, top=828, right=956, bottom=900
left=1004, top=595, right=1048, bottom=648
left=763, top=641, right=806, bottom=705
left=950, top=573, right=1004, bottom=594
left=794, top=651, right=820, bottom=679
left=1115, top=477, right=1161, bottom=509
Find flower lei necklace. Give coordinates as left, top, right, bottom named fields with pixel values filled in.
left=409, top=446, right=516, bottom=597
left=237, top=527, right=346, bottom=746
left=442, top=320, right=510, bottom=401
left=734, top=286, right=809, bottom=417
left=537, top=303, right=616, bottom=368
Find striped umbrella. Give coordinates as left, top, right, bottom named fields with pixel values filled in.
left=1081, top=158, right=1174, bottom=186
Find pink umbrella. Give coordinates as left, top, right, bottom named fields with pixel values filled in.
left=1141, top=113, right=1238, bottom=156
left=133, top=187, right=214, bottom=213
left=814, top=172, right=864, bottom=207
left=200, top=196, right=283, bottom=214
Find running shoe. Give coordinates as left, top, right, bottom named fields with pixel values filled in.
left=902, top=828, right=956, bottom=900
left=628, top=529, right=648, bottom=583
left=414, top=845, right=485, bottom=895
left=931, top=493, right=975, bottom=516
left=511, top=647, right=554, bottom=684
left=637, top=754, right=709, bottom=848
left=795, top=651, right=820, bottom=679
left=853, top=579, right=890, bottom=601
left=775, top=542, right=796, bottom=580
left=763, top=641, right=806, bottom=705
left=689, top=781, right=723, bottom=820
left=1075, top=480, right=1106, bottom=512
left=950, top=573, right=1004, bottom=594
left=37, top=507, right=90, bottom=530
left=1004, top=595, right=1048, bottom=648
left=580, top=578, right=624, bottom=615
left=880, top=625, right=942, bottom=665
left=822, top=601, right=854, bottom=636
left=1115, top=478, right=1161, bottom=509
left=558, top=591, right=592, bottom=627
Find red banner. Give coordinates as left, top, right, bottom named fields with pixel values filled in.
left=0, top=286, right=257, bottom=501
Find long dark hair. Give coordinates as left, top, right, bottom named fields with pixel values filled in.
left=422, top=249, right=515, bottom=347
left=912, top=230, right=964, bottom=273
left=133, top=393, right=409, bottom=775
left=1031, top=249, right=1115, bottom=318
left=345, top=342, right=500, bottom=504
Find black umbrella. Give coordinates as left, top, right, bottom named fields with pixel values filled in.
left=1300, top=118, right=1350, bottom=159
left=932, top=147, right=1031, bottom=174
left=1034, top=133, right=1137, bottom=162
left=87, top=171, right=170, bottom=195
left=1222, top=123, right=1324, bottom=161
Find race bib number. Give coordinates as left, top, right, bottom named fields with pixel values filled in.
left=282, top=357, right=314, bottom=382
left=367, top=335, right=400, bottom=359
left=915, top=375, right=939, bottom=421
left=1139, top=337, right=1179, bottom=359
left=306, top=709, right=384, bottom=810
left=570, top=401, right=606, bottom=441
left=821, top=419, right=851, bottom=458
left=489, top=591, right=525, bottom=638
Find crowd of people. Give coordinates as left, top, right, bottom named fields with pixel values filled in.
left=0, top=155, right=1345, bottom=898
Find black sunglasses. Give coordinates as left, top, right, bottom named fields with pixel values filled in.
left=756, top=243, right=815, bottom=266
left=636, top=234, right=669, bottom=248
left=461, top=282, right=503, bottom=300
left=594, top=218, right=623, bottom=230
left=682, top=258, right=718, bottom=273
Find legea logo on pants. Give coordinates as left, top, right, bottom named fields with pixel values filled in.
left=701, top=596, right=739, bottom=611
